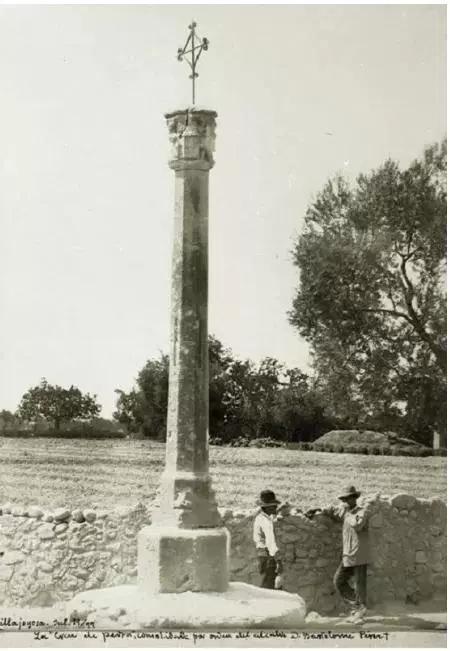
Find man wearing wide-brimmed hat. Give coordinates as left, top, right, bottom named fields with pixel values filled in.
left=253, top=489, right=283, bottom=590
left=307, top=485, right=370, bottom=622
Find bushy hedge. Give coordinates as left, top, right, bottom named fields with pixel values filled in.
left=249, top=437, right=285, bottom=448
left=306, top=442, right=439, bottom=457
left=0, top=430, right=126, bottom=439
left=212, top=436, right=287, bottom=449
left=0, top=420, right=127, bottom=439
left=212, top=436, right=443, bottom=456
left=230, top=436, right=251, bottom=448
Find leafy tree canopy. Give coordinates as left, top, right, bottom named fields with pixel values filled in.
left=290, top=140, right=446, bottom=444
left=17, top=378, right=101, bottom=430
left=114, top=336, right=331, bottom=443
left=114, top=354, right=169, bottom=437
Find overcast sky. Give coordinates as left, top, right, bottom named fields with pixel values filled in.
left=0, top=4, right=446, bottom=417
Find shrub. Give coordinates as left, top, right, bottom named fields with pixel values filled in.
left=335, top=444, right=345, bottom=453
left=359, top=445, right=369, bottom=455
left=231, top=436, right=250, bottom=448
left=380, top=446, right=391, bottom=455
left=372, top=446, right=381, bottom=455
left=433, top=447, right=447, bottom=457
left=209, top=436, right=223, bottom=446
left=313, top=443, right=324, bottom=452
left=346, top=445, right=359, bottom=454
left=298, top=441, right=312, bottom=451
left=249, top=437, right=285, bottom=448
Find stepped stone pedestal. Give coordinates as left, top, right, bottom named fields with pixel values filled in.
left=66, top=108, right=306, bottom=629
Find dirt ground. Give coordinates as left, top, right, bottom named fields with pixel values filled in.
left=1, top=437, right=446, bottom=510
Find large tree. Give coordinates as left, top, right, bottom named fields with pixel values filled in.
left=17, top=378, right=101, bottom=430
left=290, top=141, right=446, bottom=444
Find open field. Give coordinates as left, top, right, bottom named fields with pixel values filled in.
left=0, top=437, right=446, bottom=511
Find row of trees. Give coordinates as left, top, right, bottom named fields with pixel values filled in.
left=1, top=341, right=334, bottom=443
left=114, top=336, right=334, bottom=443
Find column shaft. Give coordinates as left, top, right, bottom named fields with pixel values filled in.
left=166, top=169, right=209, bottom=475
left=155, top=109, right=220, bottom=529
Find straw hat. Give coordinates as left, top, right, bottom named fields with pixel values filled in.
left=257, top=489, right=281, bottom=507
left=338, top=485, right=361, bottom=501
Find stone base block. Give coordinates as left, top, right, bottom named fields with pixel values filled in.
left=66, top=582, right=306, bottom=629
left=138, top=525, right=229, bottom=593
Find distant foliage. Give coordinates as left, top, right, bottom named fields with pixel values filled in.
left=0, top=410, right=22, bottom=432
left=114, top=336, right=333, bottom=443
left=0, top=414, right=125, bottom=439
left=249, top=437, right=286, bottom=448
left=17, top=379, right=101, bottom=431
left=114, top=354, right=169, bottom=439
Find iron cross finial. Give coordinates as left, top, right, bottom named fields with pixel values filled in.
left=177, top=22, right=209, bottom=105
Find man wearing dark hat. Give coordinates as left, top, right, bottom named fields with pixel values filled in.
left=253, top=489, right=283, bottom=590
left=307, top=485, right=369, bottom=621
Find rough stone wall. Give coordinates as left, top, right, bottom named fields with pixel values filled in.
left=223, top=494, right=447, bottom=613
left=0, top=504, right=150, bottom=608
left=0, top=495, right=446, bottom=612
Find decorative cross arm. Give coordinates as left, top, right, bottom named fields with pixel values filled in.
left=177, top=22, right=209, bottom=105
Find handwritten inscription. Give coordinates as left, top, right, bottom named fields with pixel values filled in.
left=11, top=629, right=392, bottom=644
left=0, top=617, right=94, bottom=631
left=0, top=619, right=393, bottom=644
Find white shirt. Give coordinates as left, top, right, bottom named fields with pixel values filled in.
left=253, top=510, right=279, bottom=557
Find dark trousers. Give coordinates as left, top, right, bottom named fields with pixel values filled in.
left=258, top=553, right=277, bottom=589
left=333, top=562, right=367, bottom=608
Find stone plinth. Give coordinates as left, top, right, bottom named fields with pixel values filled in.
left=138, top=525, right=229, bottom=593
left=66, top=582, right=307, bottom=629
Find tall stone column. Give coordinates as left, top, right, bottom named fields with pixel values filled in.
left=138, top=108, right=229, bottom=594
left=66, top=106, right=306, bottom=628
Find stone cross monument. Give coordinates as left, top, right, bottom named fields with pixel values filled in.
left=137, top=22, right=229, bottom=596
left=67, top=24, right=306, bottom=627
left=137, top=108, right=229, bottom=594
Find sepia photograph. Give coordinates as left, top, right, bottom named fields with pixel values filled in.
left=0, top=3, right=446, bottom=648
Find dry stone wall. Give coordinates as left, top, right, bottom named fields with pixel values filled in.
left=0, top=504, right=149, bottom=608
left=223, top=494, right=447, bottom=613
left=0, top=495, right=446, bottom=613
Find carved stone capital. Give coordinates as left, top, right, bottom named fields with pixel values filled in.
left=165, top=109, right=217, bottom=170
